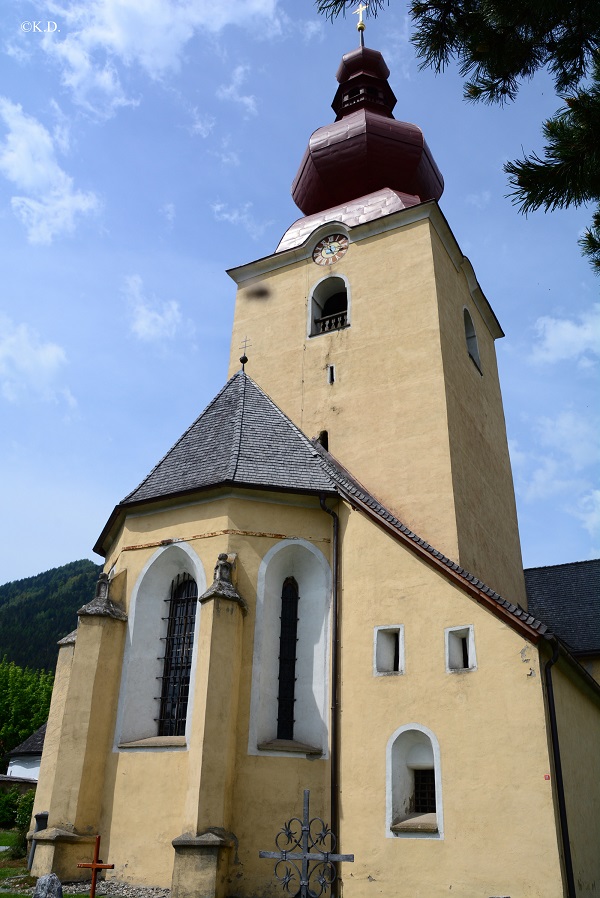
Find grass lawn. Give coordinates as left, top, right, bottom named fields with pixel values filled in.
left=0, top=833, right=17, bottom=848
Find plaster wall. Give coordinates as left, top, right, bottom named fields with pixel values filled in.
left=228, top=217, right=461, bottom=565
left=431, top=228, right=527, bottom=604
left=546, top=653, right=600, bottom=891
left=32, top=643, right=74, bottom=820
left=334, top=506, right=564, bottom=898
left=6, top=756, right=40, bottom=780
left=95, top=492, right=333, bottom=890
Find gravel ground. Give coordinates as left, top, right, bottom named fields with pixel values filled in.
left=0, top=877, right=170, bottom=898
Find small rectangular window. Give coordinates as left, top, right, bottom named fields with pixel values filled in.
left=445, top=625, right=476, bottom=672
left=374, top=626, right=404, bottom=675
left=327, top=364, right=335, bottom=384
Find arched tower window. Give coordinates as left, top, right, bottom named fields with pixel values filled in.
left=310, top=276, right=349, bottom=337
left=157, top=573, right=198, bottom=736
left=386, top=724, right=443, bottom=839
left=277, top=577, right=299, bottom=740
left=463, top=308, right=482, bottom=372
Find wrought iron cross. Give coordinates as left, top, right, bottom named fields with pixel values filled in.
left=77, top=834, right=114, bottom=898
left=239, top=335, right=252, bottom=371
left=259, top=790, right=354, bottom=897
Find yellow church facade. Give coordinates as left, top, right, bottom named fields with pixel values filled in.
left=30, top=39, right=600, bottom=898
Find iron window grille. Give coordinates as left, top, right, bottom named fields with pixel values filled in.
left=277, top=576, right=299, bottom=740
left=156, top=573, right=198, bottom=736
left=413, top=769, right=436, bottom=814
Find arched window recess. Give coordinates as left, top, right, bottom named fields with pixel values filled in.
left=387, top=725, right=443, bottom=839
left=156, top=573, right=198, bottom=736
left=310, top=276, right=349, bottom=337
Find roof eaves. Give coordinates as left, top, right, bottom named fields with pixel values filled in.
left=313, top=442, right=548, bottom=643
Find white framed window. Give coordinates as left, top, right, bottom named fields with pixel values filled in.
left=114, top=543, right=205, bottom=747
left=374, top=626, right=404, bottom=676
left=445, top=625, right=476, bottom=672
left=248, top=539, right=331, bottom=757
left=308, top=275, right=350, bottom=337
left=386, top=724, right=443, bottom=839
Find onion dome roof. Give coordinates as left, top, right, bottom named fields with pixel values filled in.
left=291, top=46, right=443, bottom=216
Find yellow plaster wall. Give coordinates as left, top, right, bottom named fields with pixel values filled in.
left=431, top=229, right=527, bottom=604
left=97, top=492, right=333, bottom=889
left=335, top=506, right=563, bottom=898
left=228, top=219, right=461, bottom=565
left=31, top=642, right=74, bottom=823
left=546, top=652, right=600, bottom=891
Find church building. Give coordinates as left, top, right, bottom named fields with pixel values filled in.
left=30, top=26, right=600, bottom=898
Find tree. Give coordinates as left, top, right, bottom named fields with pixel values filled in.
left=316, top=0, right=600, bottom=271
left=0, top=658, right=53, bottom=772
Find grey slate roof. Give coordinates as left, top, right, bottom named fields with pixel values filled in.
left=8, top=722, right=46, bottom=756
left=525, top=559, right=600, bottom=655
left=123, top=371, right=337, bottom=504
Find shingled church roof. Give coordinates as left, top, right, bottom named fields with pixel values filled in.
left=122, top=370, right=337, bottom=505
left=525, top=559, right=600, bottom=656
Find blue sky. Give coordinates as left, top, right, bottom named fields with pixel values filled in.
left=0, top=0, right=598, bottom=585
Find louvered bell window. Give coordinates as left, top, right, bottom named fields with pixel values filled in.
left=156, top=573, right=198, bottom=736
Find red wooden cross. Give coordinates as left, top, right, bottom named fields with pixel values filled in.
left=77, top=835, right=114, bottom=898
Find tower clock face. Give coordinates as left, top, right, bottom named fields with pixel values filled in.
left=312, top=234, right=349, bottom=266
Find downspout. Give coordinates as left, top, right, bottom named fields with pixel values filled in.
left=320, top=495, right=341, bottom=894
left=544, top=635, right=575, bottom=898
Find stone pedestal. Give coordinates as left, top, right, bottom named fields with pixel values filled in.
left=30, top=829, right=96, bottom=882
left=171, top=833, right=233, bottom=898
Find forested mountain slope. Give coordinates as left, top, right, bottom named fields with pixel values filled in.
left=0, top=560, right=102, bottom=671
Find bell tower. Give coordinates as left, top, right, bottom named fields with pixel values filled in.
left=227, top=36, right=526, bottom=606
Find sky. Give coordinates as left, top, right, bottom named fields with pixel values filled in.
left=0, top=0, right=598, bottom=586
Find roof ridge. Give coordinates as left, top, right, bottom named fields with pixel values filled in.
left=311, top=441, right=549, bottom=639
left=525, top=558, right=599, bottom=572
left=121, top=370, right=244, bottom=502
left=227, top=372, right=247, bottom=481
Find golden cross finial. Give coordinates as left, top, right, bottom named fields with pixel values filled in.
left=353, top=2, right=368, bottom=46
left=353, top=2, right=368, bottom=28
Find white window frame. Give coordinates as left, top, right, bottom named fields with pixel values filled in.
left=248, top=539, right=332, bottom=758
left=386, top=723, right=443, bottom=840
left=445, top=625, right=477, bottom=673
left=373, top=625, right=405, bottom=676
left=113, top=543, right=205, bottom=749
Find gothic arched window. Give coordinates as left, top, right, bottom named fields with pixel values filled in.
left=157, top=573, right=198, bottom=736
left=277, top=577, right=299, bottom=740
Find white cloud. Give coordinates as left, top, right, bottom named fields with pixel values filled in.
left=466, top=190, right=491, bottom=211
left=189, top=108, right=215, bottom=138
left=531, top=303, right=600, bottom=367
left=124, top=274, right=182, bottom=341
left=0, top=315, right=72, bottom=404
left=0, top=97, right=99, bottom=243
left=161, top=201, right=175, bottom=228
left=39, top=0, right=278, bottom=115
left=535, top=410, right=600, bottom=471
left=573, top=490, right=600, bottom=542
left=216, top=66, right=257, bottom=117
left=211, top=200, right=271, bottom=240
left=212, top=136, right=240, bottom=167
